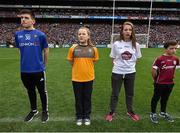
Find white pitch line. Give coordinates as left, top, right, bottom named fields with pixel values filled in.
left=0, top=58, right=18, bottom=60
left=0, top=117, right=74, bottom=122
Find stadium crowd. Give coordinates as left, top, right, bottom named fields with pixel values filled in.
left=38, top=9, right=179, bottom=18
left=0, top=22, right=179, bottom=47
left=0, top=9, right=179, bottom=18
left=0, top=8, right=179, bottom=47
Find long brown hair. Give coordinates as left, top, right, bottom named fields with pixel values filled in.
left=78, top=27, right=94, bottom=47
left=120, top=21, right=137, bottom=49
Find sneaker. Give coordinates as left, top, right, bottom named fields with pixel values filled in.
left=24, top=111, right=38, bottom=122
left=105, top=112, right=115, bottom=122
left=150, top=113, right=158, bottom=123
left=127, top=111, right=140, bottom=121
left=84, top=119, right=91, bottom=126
left=76, top=119, right=83, bottom=126
left=41, top=111, right=49, bottom=123
left=159, top=112, right=174, bottom=122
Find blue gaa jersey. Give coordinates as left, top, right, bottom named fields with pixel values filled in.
left=15, top=29, right=48, bottom=73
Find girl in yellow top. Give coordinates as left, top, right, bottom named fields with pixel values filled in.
left=67, top=27, right=99, bottom=126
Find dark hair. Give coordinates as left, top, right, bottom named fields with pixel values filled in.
left=164, top=40, right=178, bottom=49
left=19, top=9, right=35, bottom=19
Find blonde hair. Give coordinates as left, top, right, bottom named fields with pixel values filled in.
left=120, top=21, right=137, bottom=49
left=78, top=27, right=94, bottom=47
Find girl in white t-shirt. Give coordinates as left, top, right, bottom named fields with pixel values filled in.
left=105, top=21, right=142, bottom=122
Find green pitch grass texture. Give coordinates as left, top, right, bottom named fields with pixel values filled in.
left=0, top=48, right=180, bottom=132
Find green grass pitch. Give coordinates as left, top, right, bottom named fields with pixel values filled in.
left=0, top=48, right=180, bottom=132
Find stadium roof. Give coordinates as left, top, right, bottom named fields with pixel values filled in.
left=0, top=0, right=179, bottom=8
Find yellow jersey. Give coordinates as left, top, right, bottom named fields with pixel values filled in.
left=67, top=44, right=99, bottom=82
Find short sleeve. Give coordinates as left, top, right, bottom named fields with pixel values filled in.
left=67, top=44, right=77, bottom=61
left=93, top=47, right=99, bottom=61
left=14, top=33, right=19, bottom=48
left=110, top=42, right=117, bottom=58
left=40, top=33, right=48, bottom=49
left=136, top=43, right=142, bottom=59
left=152, top=57, right=160, bottom=70
left=176, top=57, right=180, bottom=69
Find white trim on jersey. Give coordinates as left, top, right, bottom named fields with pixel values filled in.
left=43, top=71, right=48, bottom=112
left=176, top=65, right=180, bottom=69
left=152, top=66, right=158, bottom=70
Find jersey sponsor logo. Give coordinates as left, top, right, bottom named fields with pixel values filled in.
left=18, top=33, right=40, bottom=47
left=162, top=64, right=175, bottom=69
left=121, top=51, right=132, bottom=60
left=73, top=45, right=95, bottom=58
left=19, top=42, right=34, bottom=47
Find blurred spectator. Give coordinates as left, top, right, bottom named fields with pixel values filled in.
left=0, top=8, right=179, bottom=47
left=0, top=22, right=179, bottom=47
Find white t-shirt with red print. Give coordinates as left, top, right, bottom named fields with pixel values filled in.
left=110, top=40, right=142, bottom=74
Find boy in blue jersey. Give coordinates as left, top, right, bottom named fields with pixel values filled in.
left=15, top=9, right=49, bottom=123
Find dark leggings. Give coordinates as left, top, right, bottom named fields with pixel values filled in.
left=110, top=72, right=135, bottom=113
left=151, top=83, right=173, bottom=113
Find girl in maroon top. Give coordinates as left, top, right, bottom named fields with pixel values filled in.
left=150, top=40, right=180, bottom=124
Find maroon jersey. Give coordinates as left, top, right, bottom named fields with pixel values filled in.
left=152, top=55, right=179, bottom=84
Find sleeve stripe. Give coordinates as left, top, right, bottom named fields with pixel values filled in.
left=152, top=66, right=158, bottom=69
left=176, top=65, right=180, bottom=69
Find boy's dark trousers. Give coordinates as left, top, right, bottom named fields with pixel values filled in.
left=151, top=83, right=174, bottom=113
left=21, top=71, right=48, bottom=112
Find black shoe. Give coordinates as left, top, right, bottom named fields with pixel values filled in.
left=159, top=112, right=174, bottom=122
left=150, top=113, right=158, bottom=124
left=42, top=111, right=49, bottom=123
left=24, top=111, right=38, bottom=122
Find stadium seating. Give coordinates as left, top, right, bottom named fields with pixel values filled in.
left=0, top=8, right=179, bottom=47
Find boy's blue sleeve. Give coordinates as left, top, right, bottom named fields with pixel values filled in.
left=40, top=33, right=48, bottom=49
left=14, top=33, right=19, bottom=48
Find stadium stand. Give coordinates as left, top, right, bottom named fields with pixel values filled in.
left=0, top=0, right=179, bottom=48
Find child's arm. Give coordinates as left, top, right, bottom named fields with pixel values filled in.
left=152, top=68, right=157, bottom=80
left=152, top=57, right=159, bottom=81
left=176, top=58, right=180, bottom=69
